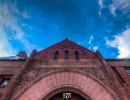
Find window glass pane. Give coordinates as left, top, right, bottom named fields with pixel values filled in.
left=126, top=69, right=130, bottom=75
left=54, top=51, right=58, bottom=60
left=75, top=51, right=79, bottom=60
left=0, top=79, right=9, bottom=88
left=65, top=51, right=68, bottom=60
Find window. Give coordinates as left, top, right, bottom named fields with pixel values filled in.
left=75, top=51, right=79, bottom=60
left=126, top=69, right=130, bottom=75
left=65, top=51, right=68, bottom=60
left=54, top=51, right=59, bottom=60
left=0, top=79, right=10, bottom=88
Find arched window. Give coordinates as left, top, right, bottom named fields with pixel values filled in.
left=0, top=78, right=10, bottom=88
left=65, top=51, right=69, bottom=60
left=54, top=51, right=59, bottom=60
left=75, top=51, right=79, bottom=60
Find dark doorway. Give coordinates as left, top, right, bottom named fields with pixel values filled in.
left=49, top=92, right=86, bottom=100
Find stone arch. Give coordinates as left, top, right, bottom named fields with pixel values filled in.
left=42, top=86, right=92, bottom=100
left=15, top=71, right=118, bottom=100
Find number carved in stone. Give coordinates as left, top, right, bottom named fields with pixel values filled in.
left=63, top=92, right=71, bottom=99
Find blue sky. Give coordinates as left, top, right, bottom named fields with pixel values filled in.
left=0, top=0, right=130, bottom=58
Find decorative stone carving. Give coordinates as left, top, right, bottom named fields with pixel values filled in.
left=23, top=70, right=38, bottom=81
left=13, top=64, right=122, bottom=100
left=14, top=68, right=54, bottom=94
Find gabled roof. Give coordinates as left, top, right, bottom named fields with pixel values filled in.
left=38, top=39, right=95, bottom=55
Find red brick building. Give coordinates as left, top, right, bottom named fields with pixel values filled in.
left=0, top=39, right=130, bottom=100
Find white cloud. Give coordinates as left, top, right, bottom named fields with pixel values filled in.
left=109, top=4, right=116, bottom=16
left=110, top=0, right=130, bottom=17
left=0, top=4, right=16, bottom=57
left=93, top=46, right=98, bottom=51
left=106, top=28, right=130, bottom=58
left=88, top=35, right=98, bottom=51
left=98, top=0, right=104, bottom=9
left=88, top=35, right=94, bottom=45
left=0, top=2, right=34, bottom=57
left=98, top=0, right=130, bottom=17
left=114, top=0, right=130, bottom=15
left=0, top=29, right=15, bottom=57
left=98, top=0, right=105, bottom=16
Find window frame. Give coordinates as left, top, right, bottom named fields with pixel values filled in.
left=65, top=50, right=69, bottom=60
left=75, top=51, right=79, bottom=60
left=0, top=75, right=11, bottom=88
left=125, top=67, right=130, bottom=75
left=54, top=51, right=59, bottom=60
left=0, top=78, right=10, bottom=88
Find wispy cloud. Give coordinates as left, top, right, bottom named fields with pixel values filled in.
left=0, top=1, right=35, bottom=57
left=109, top=4, right=117, bottom=16
left=98, top=0, right=105, bottom=16
left=0, top=3, right=16, bottom=57
left=99, top=0, right=130, bottom=17
left=88, top=35, right=94, bottom=45
left=88, top=35, right=98, bottom=51
left=0, top=29, right=14, bottom=57
left=111, top=0, right=130, bottom=17
left=106, top=28, right=130, bottom=58
left=93, top=46, right=98, bottom=51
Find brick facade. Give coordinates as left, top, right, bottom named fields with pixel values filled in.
left=0, top=39, right=130, bottom=100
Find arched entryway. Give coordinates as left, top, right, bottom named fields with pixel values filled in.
left=43, top=87, right=91, bottom=100
left=15, top=71, right=117, bottom=100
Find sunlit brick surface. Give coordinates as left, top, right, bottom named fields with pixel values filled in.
left=18, top=72, right=114, bottom=100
